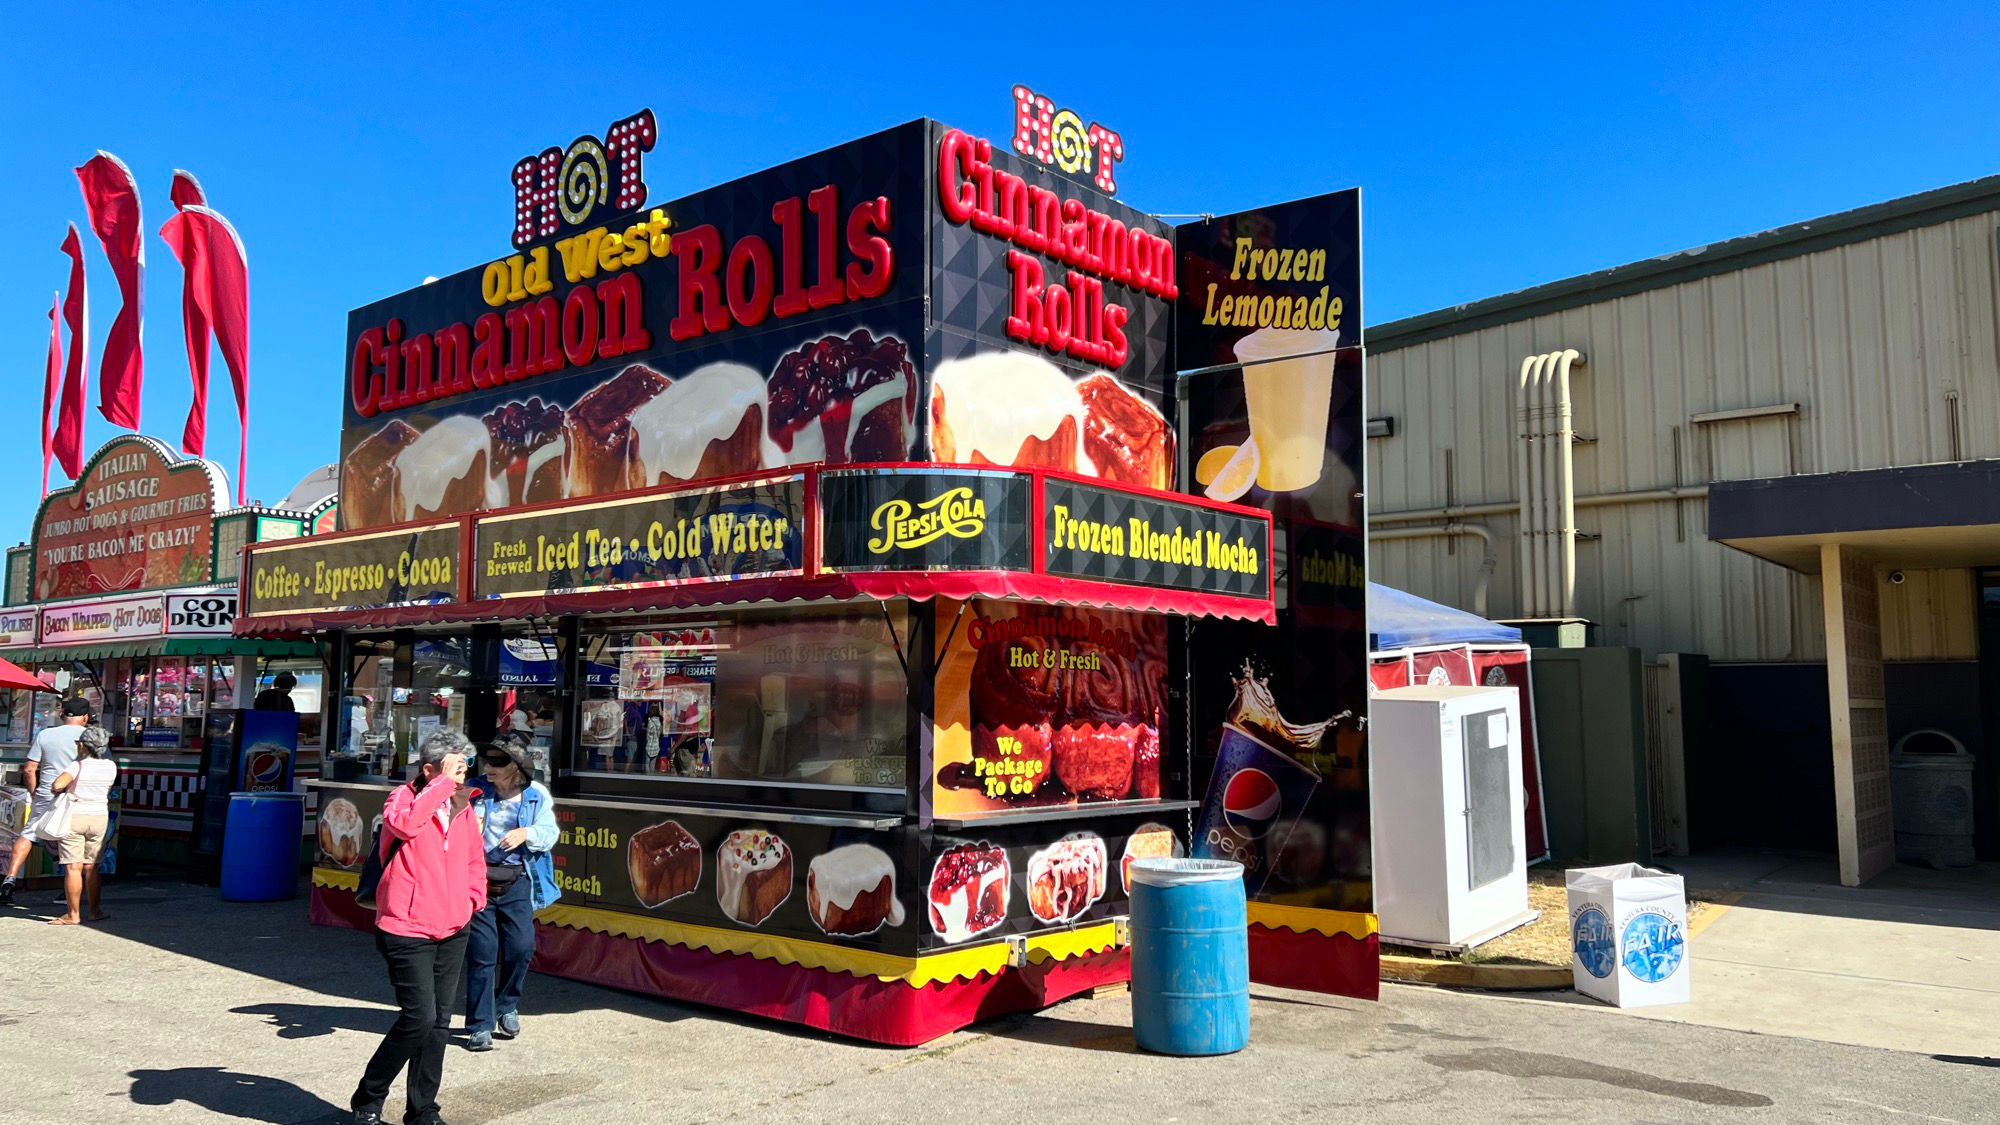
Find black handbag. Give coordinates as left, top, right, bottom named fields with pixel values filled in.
left=354, top=824, right=404, bottom=911
left=485, top=862, right=523, bottom=901
left=355, top=778, right=421, bottom=910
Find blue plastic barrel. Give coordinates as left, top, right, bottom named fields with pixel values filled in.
left=1129, top=857, right=1250, bottom=1055
left=220, top=792, right=306, bottom=902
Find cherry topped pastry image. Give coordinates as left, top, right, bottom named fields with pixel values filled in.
left=768, top=329, right=918, bottom=466
left=482, top=396, right=568, bottom=507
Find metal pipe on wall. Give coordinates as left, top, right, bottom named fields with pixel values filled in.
left=1372, top=523, right=1499, bottom=617
left=1555, top=349, right=1585, bottom=619
left=1515, top=355, right=1539, bottom=619
left=1369, top=485, right=1708, bottom=526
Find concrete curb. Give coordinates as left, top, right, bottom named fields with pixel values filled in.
left=1380, top=953, right=1573, bottom=991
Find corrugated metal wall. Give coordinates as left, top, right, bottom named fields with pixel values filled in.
left=1367, top=210, right=2000, bottom=661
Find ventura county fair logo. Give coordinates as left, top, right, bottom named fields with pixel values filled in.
left=1010, top=85, right=1123, bottom=196
left=868, top=488, right=987, bottom=552
left=511, top=110, right=658, bottom=248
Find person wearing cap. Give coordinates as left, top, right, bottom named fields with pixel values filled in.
left=1, top=696, right=92, bottom=906
left=47, top=724, right=116, bottom=925
left=253, top=671, right=298, bottom=712
left=461, top=731, right=560, bottom=1052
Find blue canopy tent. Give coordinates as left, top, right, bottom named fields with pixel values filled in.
left=1367, top=582, right=1547, bottom=861
left=1367, top=582, right=1522, bottom=651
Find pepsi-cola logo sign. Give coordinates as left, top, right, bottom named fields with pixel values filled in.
left=243, top=743, right=290, bottom=791
left=1221, top=768, right=1283, bottom=839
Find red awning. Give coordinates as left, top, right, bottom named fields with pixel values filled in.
left=0, top=655, right=52, bottom=693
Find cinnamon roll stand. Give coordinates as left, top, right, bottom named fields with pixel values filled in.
left=243, top=113, right=1370, bottom=1044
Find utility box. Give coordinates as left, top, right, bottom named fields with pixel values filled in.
left=1372, top=686, right=1533, bottom=949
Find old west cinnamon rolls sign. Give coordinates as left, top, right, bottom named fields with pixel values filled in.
left=337, top=117, right=1179, bottom=542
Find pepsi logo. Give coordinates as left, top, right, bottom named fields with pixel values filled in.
left=1221, top=768, right=1283, bottom=838
left=245, top=745, right=288, bottom=787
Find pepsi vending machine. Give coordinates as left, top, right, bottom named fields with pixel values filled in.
left=189, top=709, right=302, bottom=882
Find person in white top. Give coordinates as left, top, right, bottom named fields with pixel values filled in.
left=49, top=724, right=117, bottom=926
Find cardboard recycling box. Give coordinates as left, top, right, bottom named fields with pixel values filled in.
left=1565, top=863, right=1690, bottom=1007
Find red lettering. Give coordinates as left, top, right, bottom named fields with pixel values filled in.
left=1104, top=304, right=1129, bottom=369
left=845, top=197, right=893, bottom=301
left=772, top=196, right=809, bottom=317
left=937, top=130, right=976, bottom=225
left=399, top=331, right=434, bottom=406
left=471, top=314, right=504, bottom=389
left=1005, top=250, right=1047, bottom=346
left=598, top=272, right=649, bottom=357
left=670, top=224, right=726, bottom=341
left=435, top=324, right=472, bottom=396
left=350, top=327, right=383, bottom=417
left=561, top=284, right=600, bottom=367
left=806, top=185, right=843, bottom=310
left=726, top=234, right=775, bottom=328
left=382, top=320, right=406, bottom=411
left=503, top=297, right=561, bottom=381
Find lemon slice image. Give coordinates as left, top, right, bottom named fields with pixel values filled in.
left=1194, top=445, right=1236, bottom=487
left=1202, top=438, right=1260, bottom=503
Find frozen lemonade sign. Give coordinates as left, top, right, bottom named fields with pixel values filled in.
left=32, top=437, right=225, bottom=600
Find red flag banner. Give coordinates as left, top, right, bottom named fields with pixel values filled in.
left=168, top=171, right=214, bottom=458
left=77, top=152, right=145, bottom=430
left=169, top=169, right=207, bottom=211
left=42, top=293, right=62, bottom=496
left=160, top=205, right=249, bottom=503
left=53, top=225, right=89, bottom=480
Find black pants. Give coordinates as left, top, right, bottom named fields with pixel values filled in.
left=353, top=925, right=469, bottom=1122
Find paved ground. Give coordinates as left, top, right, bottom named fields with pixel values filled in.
left=1607, top=849, right=2000, bottom=1057
left=1, top=875, right=1995, bottom=1125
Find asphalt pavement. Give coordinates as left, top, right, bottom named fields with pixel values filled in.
left=0, top=875, right=1992, bottom=1124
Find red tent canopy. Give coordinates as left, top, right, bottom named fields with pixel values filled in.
left=0, top=656, right=51, bottom=694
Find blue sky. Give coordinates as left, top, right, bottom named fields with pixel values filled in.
left=1, top=2, right=1995, bottom=540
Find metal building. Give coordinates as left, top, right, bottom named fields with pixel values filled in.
left=1365, top=175, right=2000, bottom=885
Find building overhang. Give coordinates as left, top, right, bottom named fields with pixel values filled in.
left=1709, top=460, right=2000, bottom=573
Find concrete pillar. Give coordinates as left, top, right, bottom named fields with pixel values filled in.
left=1819, top=543, right=1894, bottom=886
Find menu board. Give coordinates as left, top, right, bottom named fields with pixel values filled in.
left=472, top=475, right=805, bottom=599
left=242, top=522, right=461, bottom=617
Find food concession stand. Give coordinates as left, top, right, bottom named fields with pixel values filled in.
left=251, top=110, right=1371, bottom=1043
left=0, top=435, right=322, bottom=865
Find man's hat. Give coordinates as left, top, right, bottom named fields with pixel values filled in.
left=60, top=697, right=92, bottom=717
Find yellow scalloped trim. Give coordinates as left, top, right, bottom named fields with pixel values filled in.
left=312, top=868, right=1124, bottom=986
left=1247, top=903, right=1379, bottom=941
left=538, top=902, right=1121, bottom=987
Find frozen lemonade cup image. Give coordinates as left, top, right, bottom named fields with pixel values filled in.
left=1232, top=326, right=1340, bottom=493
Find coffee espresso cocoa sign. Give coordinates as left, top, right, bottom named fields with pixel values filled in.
left=818, top=468, right=1031, bottom=573
left=32, top=436, right=225, bottom=601
left=472, top=475, right=805, bottom=600
left=242, top=522, right=462, bottom=618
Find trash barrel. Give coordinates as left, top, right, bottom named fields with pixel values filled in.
left=1891, top=729, right=1975, bottom=869
left=1128, top=858, right=1249, bottom=1056
left=220, top=792, right=306, bottom=902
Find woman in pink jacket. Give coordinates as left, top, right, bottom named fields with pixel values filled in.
left=350, top=730, right=487, bottom=1125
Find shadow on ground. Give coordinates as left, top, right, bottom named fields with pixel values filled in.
left=128, top=1067, right=346, bottom=1124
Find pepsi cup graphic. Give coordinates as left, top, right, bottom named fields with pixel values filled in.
left=1192, top=723, right=1321, bottom=894
left=242, top=742, right=293, bottom=792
